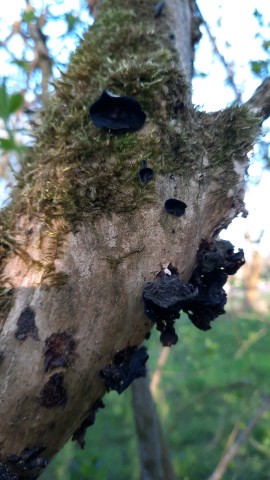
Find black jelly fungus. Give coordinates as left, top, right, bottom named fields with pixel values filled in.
left=164, top=199, right=187, bottom=217
left=72, top=399, right=105, bottom=449
left=44, top=331, right=75, bottom=372
left=100, top=346, right=149, bottom=394
left=89, top=90, right=146, bottom=131
left=39, top=373, right=67, bottom=408
left=7, top=446, right=48, bottom=474
left=154, top=1, right=165, bottom=17
left=15, top=307, right=39, bottom=341
left=0, top=463, right=18, bottom=480
left=138, top=167, right=154, bottom=184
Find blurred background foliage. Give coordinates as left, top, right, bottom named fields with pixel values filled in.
left=1, top=1, right=270, bottom=479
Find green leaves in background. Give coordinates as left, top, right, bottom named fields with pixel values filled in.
left=0, top=81, right=24, bottom=121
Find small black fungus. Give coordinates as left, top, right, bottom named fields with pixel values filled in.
left=15, top=307, right=39, bottom=341
left=154, top=1, right=165, bottom=17
left=39, top=373, right=67, bottom=408
left=100, top=346, right=149, bottom=394
left=160, top=328, right=178, bottom=347
left=7, top=446, right=48, bottom=474
left=164, top=199, right=187, bottom=217
left=0, top=462, right=18, bottom=480
left=138, top=167, right=154, bottom=184
left=44, top=331, right=75, bottom=372
left=89, top=90, right=146, bottom=131
left=72, top=399, right=105, bottom=449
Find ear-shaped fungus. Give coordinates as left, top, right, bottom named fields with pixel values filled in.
left=164, top=198, right=187, bottom=217
left=138, top=161, right=154, bottom=184
left=100, top=346, right=149, bottom=394
left=143, top=275, right=197, bottom=346
left=89, top=90, right=146, bottom=131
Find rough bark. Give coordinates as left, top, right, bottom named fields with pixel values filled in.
left=0, top=0, right=265, bottom=478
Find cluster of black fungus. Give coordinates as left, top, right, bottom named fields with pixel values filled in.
left=72, top=398, right=105, bottom=449
left=143, top=240, right=245, bottom=345
left=143, top=273, right=197, bottom=346
left=7, top=446, right=48, bottom=474
left=89, top=91, right=146, bottom=131
left=0, top=462, right=18, bottom=480
left=100, top=346, right=149, bottom=394
left=182, top=240, right=245, bottom=331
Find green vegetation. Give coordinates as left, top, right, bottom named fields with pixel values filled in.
left=41, top=308, right=270, bottom=480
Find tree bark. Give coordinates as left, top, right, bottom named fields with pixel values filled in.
left=0, top=0, right=264, bottom=478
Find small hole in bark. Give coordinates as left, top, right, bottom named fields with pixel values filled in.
left=164, top=199, right=187, bottom=217
left=89, top=90, right=146, bottom=131
left=39, top=373, right=67, bottom=408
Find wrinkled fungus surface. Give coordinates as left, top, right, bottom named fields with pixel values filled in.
left=44, top=331, right=75, bottom=372
left=100, top=346, right=149, bottom=394
left=164, top=199, right=187, bottom=217
left=0, top=463, right=18, bottom=480
left=39, top=373, right=67, bottom=408
left=143, top=240, right=245, bottom=344
left=72, top=399, right=105, bottom=449
left=7, top=446, right=48, bottom=474
left=15, top=307, right=39, bottom=341
left=89, top=90, right=146, bottom=131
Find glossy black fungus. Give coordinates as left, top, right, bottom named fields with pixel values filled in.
left=0, top=463, right=18, bottom=480
left=7, top=446, right=48, bottom=474
left=138, top=167, right=154, bottom=184
left=44, top=331, right=75, bottom=372
left=39, top=373, right=67, bottom=408
left=15, top=307, right=39, bottom=341
left=100, top=346, right=149, bottom=394
left=154, top=1, right=165, bottom=17
left=89, top=90, right=146, bottom=131
left=72, top=399, right=105, bottom=449
left=164, top=199, right=187, bottom=217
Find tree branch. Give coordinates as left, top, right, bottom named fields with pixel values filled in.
left=246, top=77, right=270, bottom=120
left=208, top=396, right=270, bottom=480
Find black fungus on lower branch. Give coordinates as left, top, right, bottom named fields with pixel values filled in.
left=0, top=463, right=18, bottom=480
left=6, top=446, right=48, bottom=475
left=100, top=346, right=149, bottom=394
left=72, top=398, right=105, bottom=449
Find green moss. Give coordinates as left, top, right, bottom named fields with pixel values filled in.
left=0, top=0, right=260, bottom=298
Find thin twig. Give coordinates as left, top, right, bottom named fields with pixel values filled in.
left=195, top=2, right=242, bottom=102
left=208, top=396, right=270, bottom=480
left=150, top=347, right=170, bottom=398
